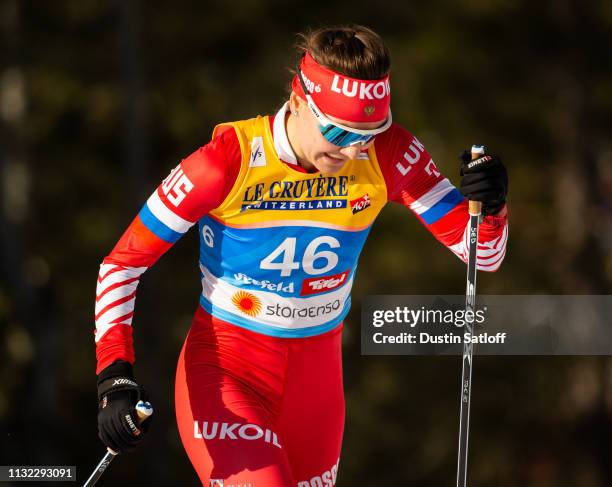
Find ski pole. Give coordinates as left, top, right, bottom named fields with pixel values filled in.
left=456, top=144, right=484, bottom=487
left=83, top=400, right=153, bottom=487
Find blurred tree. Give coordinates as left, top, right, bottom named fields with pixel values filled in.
left=0, top=0, right=65, bottom=466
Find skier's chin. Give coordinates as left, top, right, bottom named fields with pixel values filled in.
left=314, top=153, right=346, bottom=174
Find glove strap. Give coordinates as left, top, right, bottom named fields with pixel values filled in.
left=97, top=360, right=138, bottom=401
left=98, top=376, right=140, bottom=400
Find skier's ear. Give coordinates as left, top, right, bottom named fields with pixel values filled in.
left=289, top=91, right=307, bottom=114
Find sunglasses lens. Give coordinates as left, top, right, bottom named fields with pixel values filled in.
left=320, top=125, right=373, bottom=147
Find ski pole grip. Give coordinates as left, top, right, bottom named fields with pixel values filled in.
left=135, top=400, right=153, bottom=423
left=103, top=402, right=152, bottom=457
left=469, top=145, right=485, bottom=215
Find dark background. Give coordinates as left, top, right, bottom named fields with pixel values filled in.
left=1, top=0, right=612, bottom=485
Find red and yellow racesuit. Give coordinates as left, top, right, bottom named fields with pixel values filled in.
left=94, top=102, right=508, bottom=485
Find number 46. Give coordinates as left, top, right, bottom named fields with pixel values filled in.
left=261, top=236, right=340, bottom=277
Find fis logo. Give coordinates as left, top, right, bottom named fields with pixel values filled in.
left=249, top=137, right=267, bottom=167
left=350, top=193, right=371, bottom=214
left=300, top=270, right=349, bottom=296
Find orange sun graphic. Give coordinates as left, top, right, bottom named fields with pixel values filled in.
left=231, top=291, right=262, bottom=317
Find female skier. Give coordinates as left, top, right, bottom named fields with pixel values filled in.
left=93, top=25, right=508, bottom=486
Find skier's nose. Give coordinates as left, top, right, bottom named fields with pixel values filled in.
left=339, top=145, right=360, bottom=160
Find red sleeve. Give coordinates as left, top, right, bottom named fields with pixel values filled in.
left=94, top=126, right=241, bottom=373
left=374, top=123, right=508, bottom=271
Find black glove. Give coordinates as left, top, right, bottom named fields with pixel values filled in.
left=97, top=360, right=151, bottom=453
left=459, top=150, right=508, bottom=216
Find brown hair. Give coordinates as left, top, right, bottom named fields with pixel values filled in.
left=295, top=25, right=390, bottom=80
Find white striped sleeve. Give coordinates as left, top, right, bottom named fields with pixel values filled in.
left=449, top=221, right=508, bottom=272
left=94, top=263, right=147, bottom=342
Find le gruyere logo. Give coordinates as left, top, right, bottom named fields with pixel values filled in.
left=241, top=175, right=350, bottom=212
